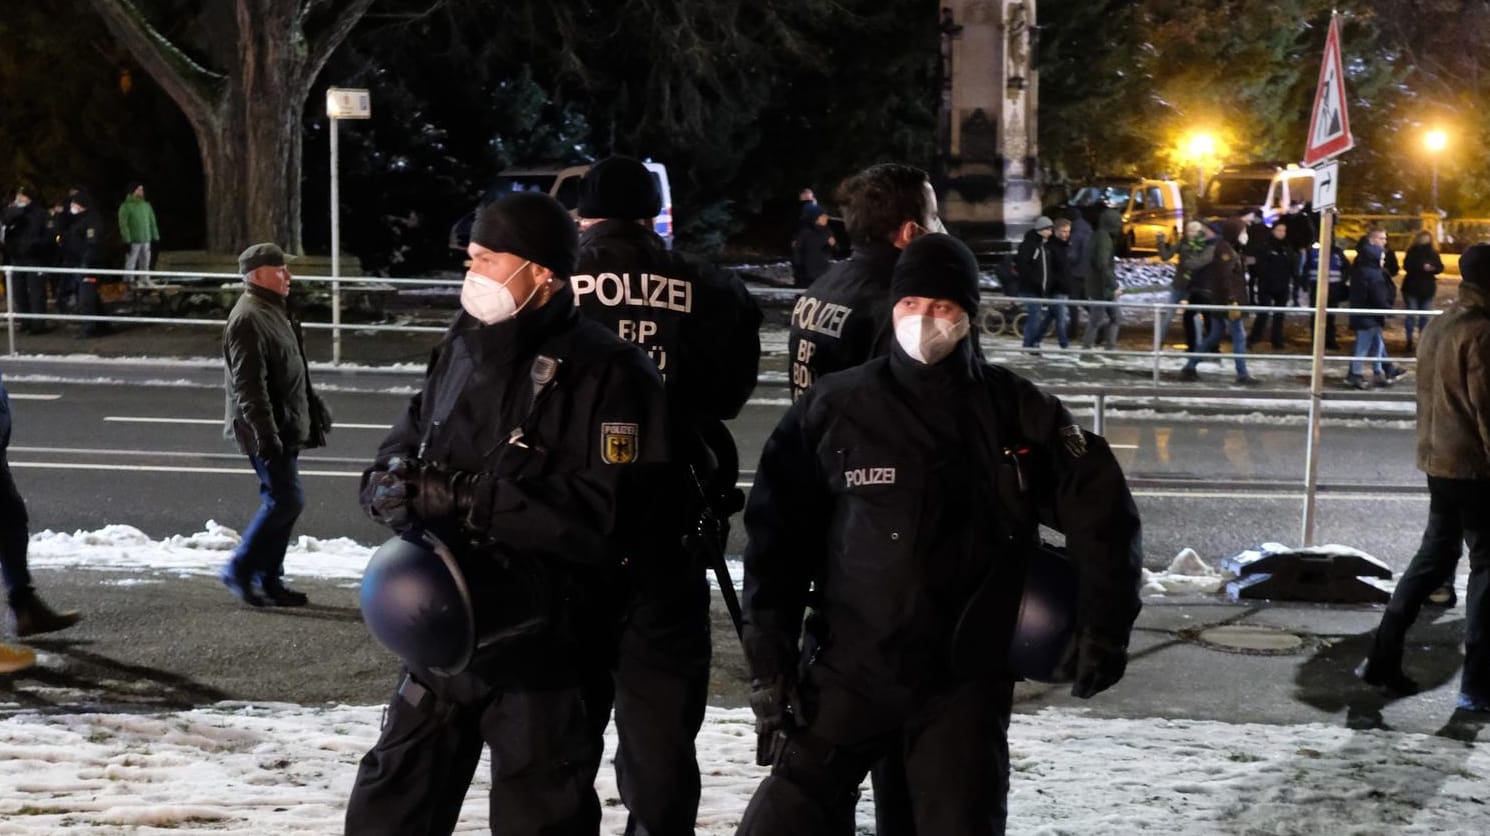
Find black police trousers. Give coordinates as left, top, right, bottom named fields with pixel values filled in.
left=583, top=562, right=712, bottom=836
left=0, top=453, right=33, bottom=599
left=345, top=670, right=601, bottom=836
left=735, top=675, right=1015, bottom=836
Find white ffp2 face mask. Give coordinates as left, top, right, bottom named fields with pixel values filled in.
left=894, top=312, right=970, bottom=365
left=460, top=260, right=538, bottom=324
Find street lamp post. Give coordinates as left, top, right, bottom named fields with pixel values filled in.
left=1425, top=128, right=1447, bottom=243
left=325, top=88, right=372, bottom=364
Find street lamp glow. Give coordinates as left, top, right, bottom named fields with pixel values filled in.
left=1187, top=133, right=1217, bottom=158
left=1425, top=129, right=1447, bottom=153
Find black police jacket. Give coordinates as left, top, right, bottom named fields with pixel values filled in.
left=742, top=341, right=1142, bottom=718
left=60, top=209, right=100, bottom=269
left=787, top=239, right=900, bottom=401
left=367, top=286, right=671, bottom=680
left=571, top=219, right=762, bottom=429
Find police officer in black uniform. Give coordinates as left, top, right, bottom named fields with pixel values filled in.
left=59, top=191, right=102, bottom=332
left=569, top=156, right=762, bottom=835
left=737, top=234, right=1143, bottom=835
left=787, top=163, right=941, bottom=401
left=346, top=191, right=672, bottom=836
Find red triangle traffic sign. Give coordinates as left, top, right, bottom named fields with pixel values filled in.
left=1304, top=15, right=1354, bottom=166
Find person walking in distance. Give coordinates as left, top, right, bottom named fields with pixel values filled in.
left=219, top=243, right=332, bottom=608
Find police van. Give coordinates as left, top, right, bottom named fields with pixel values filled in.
left=1067, top=176, right=1184, bottom=254
left=1199, top=163, right=1316, bottom=224
left=450, top=161, right=676, bottom=253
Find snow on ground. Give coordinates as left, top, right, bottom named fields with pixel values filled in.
left=0, top=701, right=1485, bottom=835
left=4, top=528, right=1487, bottom=833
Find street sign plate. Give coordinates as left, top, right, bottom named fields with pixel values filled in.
left=326, top=87, right=372, bottom=120
left=1312, top=161, right=1340, bottom=210
left=1303, top=16, right=1353, bottom=166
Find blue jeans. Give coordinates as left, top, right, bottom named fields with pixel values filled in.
left=1183, top=316, right=1249, bottom=376
left=1350, top=325, right=1386, bottom=377
left=1156, top=287, right=1187, bottom=342
left=1403, top=295, right=1432, bottom=343
left=1024, top=295, right=1070, bottom=348
left=229, top=451, right=305, bottom=582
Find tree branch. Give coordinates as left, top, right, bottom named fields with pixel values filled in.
left=86, top=0, right=226, bottom=127
left=302, top=0, right=379, bottom=87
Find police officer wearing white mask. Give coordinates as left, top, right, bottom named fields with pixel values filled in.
left=737, top=233, right=1143, bottom=835
left=347, top=191, right=672, bottom=835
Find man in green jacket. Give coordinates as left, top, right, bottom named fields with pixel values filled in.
left=220, top=243, right=332, bottom=607
left=117, top=183, right=159, bottom=285
left=1081, top=208, right=1123, bottom=351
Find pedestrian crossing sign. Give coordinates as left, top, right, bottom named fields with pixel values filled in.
left=1303, top=14, right=1353, bottom=166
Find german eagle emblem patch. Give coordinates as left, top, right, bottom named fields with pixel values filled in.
left=601, top=422, right=640, bottom=464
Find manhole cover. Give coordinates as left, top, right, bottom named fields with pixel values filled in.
left=1189, top=624, right=1308, bottom=655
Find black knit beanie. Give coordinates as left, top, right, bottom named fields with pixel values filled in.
left=469, top=191, right=579, bottom=280
left=576, top=156, right=662, bottom=220
left=1461, top=243, right=1490, bottom=292
left=891, top=233, right=981, bottom=316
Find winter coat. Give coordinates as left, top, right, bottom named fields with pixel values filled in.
left=1348, top=244, right=1395, bottom=330
left=1086, top=209, right=1121, bottom=301
left=1158, top=235, right=1215, bottom=295
left=363, top=287, right=671, bottom=686
left=1014, top=230, right=1051, bottom=297
left=741, top=341, right=1142, bottom=715
left=1210, top=221, right=1248, bottom=307
left=1253, top=236, right=1296, bottom=297
left=1304, top=246, right=1349, bottom=288
left=787, top=239, right=901, bottom=401
left=1354, top=234, right=1399, bottom=279
left=0, top=369, right=12, bottom=451
left=117, top=194, right=159, bottom=244
left=1046, top=236, right=1074, bottom=296
left=222, top=285, right=330, bottom=457
left=60, top=209, right=101, bottom=270
left=1401, top=242, right=1444, bottom=302
left=1, top=202, right=49, bottom=264
left=792, top=222, right=835, bottom=287
left=1066, top=217, right=1094, bottom=286
left=1415, top=282, right=1490, bottom=479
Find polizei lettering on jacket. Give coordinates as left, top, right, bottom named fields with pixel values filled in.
left=569, top=272, right=693, bottom=313
left=844, top=466, right=897, bottom=487
left=791, top=296, right=852, bottom=338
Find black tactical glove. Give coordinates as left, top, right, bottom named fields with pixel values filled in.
left=313, top=395, right=334, bottom=434
left=410, top=465, right=486, bottom=523
left=1068, top=629, right=1129, bottom=699
left=749, top=675, right=803, bottom=766
left=361, top=457, right=417, bottom=529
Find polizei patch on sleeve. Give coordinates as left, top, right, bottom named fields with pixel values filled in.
left=600, top=422, right=640, bottom=464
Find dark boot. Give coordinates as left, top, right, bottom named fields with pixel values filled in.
left=8, top=593, right=82, bottom=638
left=1358, top=614, right=1419, bottom=696
left=219, top=563, right=265, bottom=607
left=260, top=578, right=308, bottom=607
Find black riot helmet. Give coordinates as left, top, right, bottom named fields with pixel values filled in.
left=360, top=529, right=477, bottom=675
left=1006, top=544, right=1079, bottom=683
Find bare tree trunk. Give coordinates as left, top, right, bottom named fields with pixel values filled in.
left=87, top=0, right=374, bottom=255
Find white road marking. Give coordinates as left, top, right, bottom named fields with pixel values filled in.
left=9, top=460, right=360, bottom=478
left=103, top=416, right=389, bottom=430
left=9, top=445, right=370, bottom=464
left=8, top=393, right=61, bottom=400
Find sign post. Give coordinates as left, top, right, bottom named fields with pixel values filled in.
left=325, top=87, right=371, bottom=365
left=1300, top=14, right=1353, bottom=546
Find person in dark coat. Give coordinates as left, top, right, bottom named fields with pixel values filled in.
left=1015, top=216, right=1055, bottom=349
left=1063, top=206, right=1093, bottom=336
left=0, top=367, right=82, bottom=650
left=1344, top=241, right=1404, bottom=389
left=736, top=233, right=1143, bottom=835
left=570, top=155, right=762, bottom=835
left=1359, top=242, right=1490, bottom=713
left=1248, top=220, right=1296, bottom=349
left=1, top=187, right=51, bottom=334
left=1400, top=230, right=1444, bottom=352
left=792, top=205, right=837, bottom=287
left=1156, top=221, right=1216, bottom=349
left=1025, top=216, right=1074, bottom=350
left=1355, top=228, right=1399, bottom=283
left=1180, top=218, right=1254, bottom=383
left=787, top=163, right=939, bottom=401
left=58, top=191, right=102, bottom=328
left=1081, top=208, right=1122, bottom=350
left=346, top=192, right=672, bottom=835
left=219, top=243, right=333, bottom=607
left=1304, top=234, right=1350, bottom=349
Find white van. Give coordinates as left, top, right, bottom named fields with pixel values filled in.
left=494, top=162, right=675, bottom=247
left=450, top=161, right=676, bottom=255
left=1200, top=164, right=1315, bottom=224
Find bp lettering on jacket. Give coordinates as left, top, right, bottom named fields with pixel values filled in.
left=570, top=272, right=693, bottom=313
left=844, top=466, right=897, bottom=487
left=790, top=295, right=852, bottom=338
